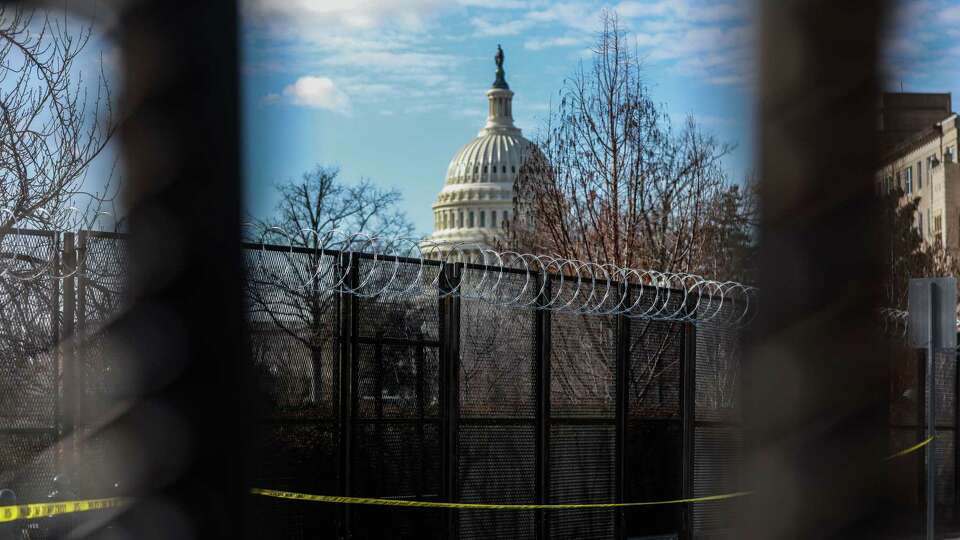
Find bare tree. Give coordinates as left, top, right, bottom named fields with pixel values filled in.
left=880, top=187, right=960, bottom=311
left=509, top=11, right=752, bottom=278
left=506, top=10, right=754, bottom=412
left=0, top=7, right=115, bottom=239
left=245, top=164, right=415, bottom=411
left=0, top=7, right=115, bottom=426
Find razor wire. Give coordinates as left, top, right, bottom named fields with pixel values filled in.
left=878, top=307, right=960, bottom=339
left=0, top=205, right=122, bottom=282
left=249, top=228, right=760, bottom=327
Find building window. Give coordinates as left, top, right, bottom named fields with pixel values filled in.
left=468, top=211, right=474, bottom=227
left=458, top=211, right=463, bottom=228
left=918, top=160, right=922, bottom=190
left=479, top=211, right=486, bottom=227
left=885, top=176, right=892, bottom=193
left=895, top=171, right=901, bottom=190
left=904, top=167, right=913, bottom=194
left=511, top=165, right=516, bottom=173
left=491, top=210, right=497, bottom=227
left=502, top=210, right=509, bottom=225
left=935, top=215, right=942, bottom=234
left=919, top=213, right=923, bottom=239
left=482, top=165, right=487, bottom=174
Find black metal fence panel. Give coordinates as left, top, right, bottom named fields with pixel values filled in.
left=458, top=267, right=537, bottom=539
left=0, top=235, right=786, bottom=540
left=0, top=230, right=60, bottom=502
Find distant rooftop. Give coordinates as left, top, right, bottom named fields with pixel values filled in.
left=878, top=92, right=953, bottom=153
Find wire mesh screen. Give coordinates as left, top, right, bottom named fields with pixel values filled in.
left=549, top=308, right=617, bottom=538
left=76, top=232, right=128, bottom=480
left=692, top=300, right=744, bottom=538
left=0, top=231, right=59, bottom=501
left=350, top=256, right=444, bottom=538
left=934, top=349, right=957, bottom=525
left=623, top=284, right=684, bottom=538
left=244, top=245, right=342, bottom=537
left=458, top=267, right=536, bottom=539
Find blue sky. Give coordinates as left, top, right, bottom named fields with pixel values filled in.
left=240, top=0, right=960, bottom=237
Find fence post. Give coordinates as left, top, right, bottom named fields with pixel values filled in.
left=58, top=233, right=75, bottom=468
left=955, top=346, right=959, bottom=525
left=337, top=252, right=357, bottom=539
left=918, top=350, right=928, bottom=535
left=614, top=283, right=630, bottom=540
left=534, top=276, right=552, bottom=540
left=76, top=230, right=87, bottom=348
left=440, top=262, right=461, bottom=537
left=680, top=319, right=697, bottom=540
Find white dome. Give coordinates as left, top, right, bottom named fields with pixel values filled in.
left=425, top=48, right=538, bottom=251
left=444, top=133, right=535, bottom=187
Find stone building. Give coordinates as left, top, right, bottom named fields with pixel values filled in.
left=423, top=46, right=541, bottom=253
left=875, top=93, right=960, bottom=253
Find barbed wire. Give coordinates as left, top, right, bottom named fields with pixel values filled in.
left=877, top=307, right=960, bottom=339
left=249, top=228, right=759, bottom=327
left=0, top=206, right=123, bottom=282
left=0, top=216, right=760, bottom=326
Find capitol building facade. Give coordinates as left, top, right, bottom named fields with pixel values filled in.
left=424, top=47, right=540, bottom=252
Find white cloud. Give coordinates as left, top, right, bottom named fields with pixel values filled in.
left=244, top=0, right=451, bottom=32
left=280, top=76, right=352, bottom=114
left=457, top=0, right=533, bottom=8
left=939, top=3, right=960, bottom=23
left=470, top=16, right=536, bottom=36
left=524, top=36, right=587, bottom=50
left=615, top=1, right=672, bottom=18
left=881, top=0, right=960, bottom=91
left=525, top=2, right=604, bottom=32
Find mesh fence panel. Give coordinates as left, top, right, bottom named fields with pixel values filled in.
left=458, top=268, right=537, bottom=539
left=549, top=423, right=616, bottom=538
left=549, top=307, right=616, bottom=538
left=244, top=245, right=343, bottom=536
left=457, top=424, right=536, bottom=539
left=692, top=427, right=742, bottom=537
left=351, top=258, right=443, bottom=537
left=623, top=287, right=684, bottom=537
left=0, top=231, right=60, bottom=502
left=692, top=299, right=744, bottom=538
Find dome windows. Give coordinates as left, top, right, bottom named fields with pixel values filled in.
left=480, top=211, right=486, bottom=227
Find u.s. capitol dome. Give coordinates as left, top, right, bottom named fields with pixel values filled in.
left=425, top=46, right=541, bottom=251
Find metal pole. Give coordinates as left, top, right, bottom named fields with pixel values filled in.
left=927, top=281, right=936, bottom=540
left=614, top=283, right=629, bottom=540
left=337, top=253, right=356, bottom=539
left=680, top=319, right=697, bottom=540
left=534, top=276, right=552, bottom=540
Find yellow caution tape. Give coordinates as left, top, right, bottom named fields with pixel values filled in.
left=0, top=497, right=126, bottom=523
left=250, top=488, right=750, bottom=510
left=0, top=436, right=926, bottom=524
left=886, top=435, right=935, bottom=461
